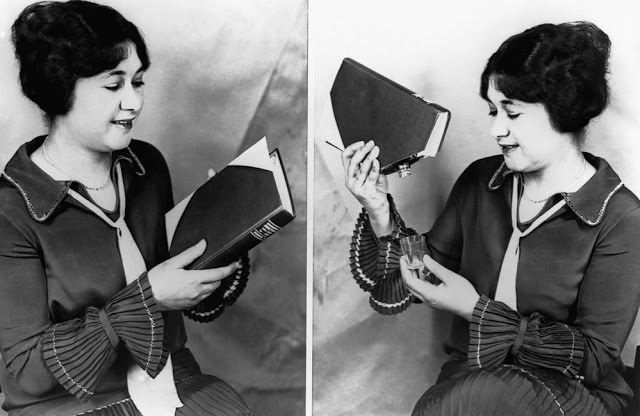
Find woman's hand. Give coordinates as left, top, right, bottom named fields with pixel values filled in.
left=148, top=239, right=238, bottom=311
left=401, top=254, right=480, bottom=321
left=342, top=140, right=391, bottom=234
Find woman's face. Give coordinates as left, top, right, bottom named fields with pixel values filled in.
left=486, top=80, right=576, bottom=174
left=57, top=43, right=145, bottom=152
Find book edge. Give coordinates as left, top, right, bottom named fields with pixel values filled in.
left=190, top=207, right=294, bottom=270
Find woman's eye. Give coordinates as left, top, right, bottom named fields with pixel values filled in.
left=488, top=110, right=497, bottom=117
left=104, top=82, right=122, bottom=91
left=507, top=113, right=521, bottom=120
left=132, top=80, right=145, bottom=88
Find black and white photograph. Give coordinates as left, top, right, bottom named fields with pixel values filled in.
left=313, top=1, right=640, bottom=416
left=2, top=0, right=640, bottom=415
left=0, top=1, right=306, bottom=415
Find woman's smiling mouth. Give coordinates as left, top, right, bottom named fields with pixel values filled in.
left=112, top=118, right=134, bottom=129
left=500, top=144, right=519, bottom=153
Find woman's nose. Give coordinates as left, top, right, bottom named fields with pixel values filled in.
left=119, top=84, right=143, bottom=112
left=490, top=115, right=509, bottom=139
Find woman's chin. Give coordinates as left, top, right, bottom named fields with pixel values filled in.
left=104, top=134, right=134, bottom=151
left=502, top=156, right=528, bottom=173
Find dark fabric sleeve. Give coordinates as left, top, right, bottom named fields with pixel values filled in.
left=422, top=172, right=465, bottom=273
left=468, top=207, right=640, bottom=385
left=468, top=295, right=584, bottom=378
left=573, top=207, right=640, bottom=385
left=350, top=195, right=413, bottom=289
left=41, top=273, right=166, bottom=400
left=349, top=162, right=472, bottom=315
left=0, top=213, right=166, bottom=401
left=349, top=195, right=418, bottom=314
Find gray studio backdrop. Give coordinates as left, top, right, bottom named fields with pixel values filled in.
left=313, top=1, right=640, bottom=415
left=0, top=1, right=306, bottom=415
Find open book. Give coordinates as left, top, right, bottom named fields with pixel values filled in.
left=330, top=58, right=451, bottom=176
left=167, top=136, right=294, bottom=269
left=166, top=137, right=295, bottom=321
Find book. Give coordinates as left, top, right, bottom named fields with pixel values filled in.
left=330, top=58, right=451, bottom=176
left=165, top=137, right=295, bottom=321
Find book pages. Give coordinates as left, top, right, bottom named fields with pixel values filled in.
left=228, top=136, right=273, bottom=171
left=166, top=192, right=195, bottom=246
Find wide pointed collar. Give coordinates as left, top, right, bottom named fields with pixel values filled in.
left=487, top=153, right=624, bottom=226
left=1, top=135, right=145, bottom=222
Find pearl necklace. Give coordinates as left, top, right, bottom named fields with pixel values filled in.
left=522, top=158, right=587, bottom=204
left=42, top=139, right=112, bottom=191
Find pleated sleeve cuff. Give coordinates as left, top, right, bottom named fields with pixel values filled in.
left=468, top=295, right=518, bottom=369
left=106, top=272, right=165, bottom=377
left=468, top=295, right=585, bottom=379
left=350, top=195, right=417, bottom=315
left=518, top=313, right=585, bottom=378
left=184, top=253, right=250, bottom=323
left=42, top=273, right=165, bottom=400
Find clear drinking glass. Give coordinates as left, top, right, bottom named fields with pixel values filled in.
left=400, top=235, right=426, bottom=269
left=400, top=234, right=441, bottom=284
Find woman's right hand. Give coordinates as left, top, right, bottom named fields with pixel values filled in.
left=148, top=239, right=238, bottom=311
left=342, top=140, right=391, bottom=234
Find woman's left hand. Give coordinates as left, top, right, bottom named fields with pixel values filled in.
left=400, top=254, right=480, bottom=321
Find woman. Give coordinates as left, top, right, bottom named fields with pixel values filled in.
left=0, top=1, right=253, bottom=415
left=343, top=22, right=640, bottom=416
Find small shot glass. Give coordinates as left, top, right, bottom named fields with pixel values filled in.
left=400, top=234, right=441, bottom=285
left=400, top=235, right=426, bottom=270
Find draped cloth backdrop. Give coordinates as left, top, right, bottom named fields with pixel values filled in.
left=312, top=1, right=640, bottom=415
left=0, top=1, right=307, bottom=415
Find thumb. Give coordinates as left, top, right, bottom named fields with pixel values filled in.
left=399, top=255, right=414, bottom=279
left=164, top=239, right=207, bottom=269
left=376, top=164, right=388, bottom=186
left=422, top=254, right=454, bottom=284
left=400, top=255, right=421, bottom=285
left=196, top=261, right=239, bottom=284
left=207, top=168, right=217, bottom=179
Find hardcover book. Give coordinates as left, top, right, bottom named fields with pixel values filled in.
left=330, top=58, right=451, bottom=176
left=166, top=137, right=295, bottom=321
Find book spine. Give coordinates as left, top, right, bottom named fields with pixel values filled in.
left=249, top=218, right=283, bottom=242
left=193, top=209, right=294, bottom=269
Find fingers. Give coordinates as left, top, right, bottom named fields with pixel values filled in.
left=399, top=256, right=421, bottom=285
left=375, top=161, right=388, bottom=188
left=164, top=239, right=207, bottom=268
left=198, top=281, right=222, bottom=299
left=422, top=254, right=453, bottom=284
left=341, top=141, right=365, bottom=170
left=406, top=286, right=425, bottom=302
left=193, top=261, right=239, bottom=284
left=346, top=141, right=375, bottom=181
left=356, top=145, right=380, bottom=184
left=401, top=255, right=441, bottom=301
left=399, top=255, right=412, bottom=277
left=421, top=267, right=441, bottom=285
left=368, top=159, right=381, bottom=184
left=184, top=281, right=221, bottom=307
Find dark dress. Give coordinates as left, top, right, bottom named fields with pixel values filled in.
left=350, top=154, right=640, bottom=416
left=0, top=136, right=253, bottom=416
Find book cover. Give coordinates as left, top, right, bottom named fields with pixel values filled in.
left=330, top=58, right=451, bottom=176
left=166, top=137, right=295, bottom=321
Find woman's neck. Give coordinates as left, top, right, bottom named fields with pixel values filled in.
left=44, top=124, right=112, bottom=185
left=522, top=148, right=594, bottom=200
